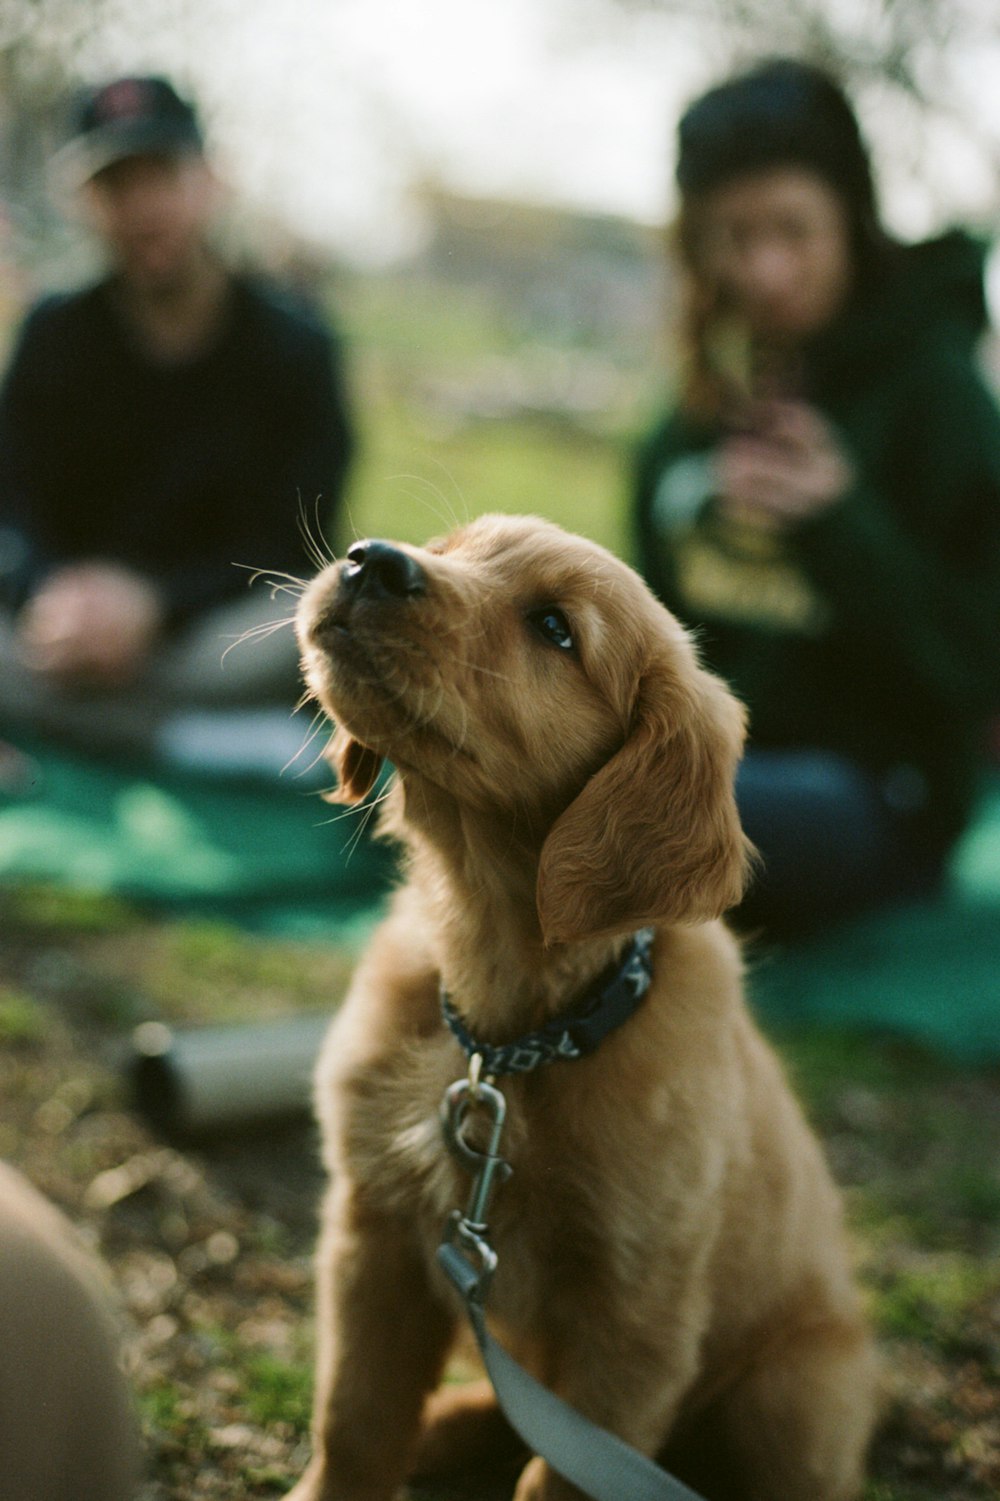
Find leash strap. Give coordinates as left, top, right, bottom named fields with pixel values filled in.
left=437, top=1240, right=706, bottom=1501
left=438, top=1073, right=707, bottom=1501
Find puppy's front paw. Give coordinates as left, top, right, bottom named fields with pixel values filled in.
left=412, top=1379, right=524, bottom=1480
left=283, top=1456, right=333, bottom=1501
left=284, top=1454, right=405, bottom=1501
left=282, top=1458, right=340, bottom=1501
left=513, top=1454, right=586, bottom=1501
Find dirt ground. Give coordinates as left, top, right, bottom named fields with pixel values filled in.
left=0, top=885, right=998, bottom=1500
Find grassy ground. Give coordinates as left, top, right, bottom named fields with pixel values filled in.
left=0, top=881, right=998, bottom=1500
left=329, top=271, right=649, bottom=559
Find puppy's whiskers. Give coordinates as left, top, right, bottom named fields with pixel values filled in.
left=319, top=778, right=395, bottom=860
left=284, top=708, right=331, bottom=778
left=221, top=615, right=296, bottom=665
left=233, top=563, right=309, bottom=599
left=460, top=659, right=513, bottom=686
left=346, top=785, right=392, bottom=858
left=297, top=495, right=338, bottom=574
left=386, top=466, right=468, bottom=534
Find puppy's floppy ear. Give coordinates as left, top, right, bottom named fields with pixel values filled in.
left=536, top=653, right=753, bottom=944
left=320, top=727, right=384, bottom=805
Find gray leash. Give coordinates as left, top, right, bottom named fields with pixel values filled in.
left=437, top=1067, right=707, bottom=1501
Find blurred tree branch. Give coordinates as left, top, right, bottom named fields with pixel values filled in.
left=0, top=0, right=119, bottom=245
left=612, top=0, right=1000, bottom=200
left=0, top=0, right=216, bottom=270
left=612, top=0, right=995, bottom=86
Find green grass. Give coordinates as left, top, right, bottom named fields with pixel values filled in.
left=340, top=276, right=523, bottom=365
left=0, top=986, right=51, bottom=1045
left=241, top=1351, right=313, bottom=1431
left=778, top=1030, right=945, bottom=1114
left=871, top=1253, right=998, bottom=1353
left=329, top=271, right=651, bottom=560
left=2, top=883, right=998, bottom=1497
left=6, top=883, right=135, bottom=933
left=140, top=1376, right=206, bottom=1437
left=345, top=393, right=632, bottom=558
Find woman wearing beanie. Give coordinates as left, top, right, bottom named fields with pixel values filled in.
left=634, top=57, right=1000, bottom=937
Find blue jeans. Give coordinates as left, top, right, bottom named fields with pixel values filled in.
left=735, top=749, right=945, bottom=938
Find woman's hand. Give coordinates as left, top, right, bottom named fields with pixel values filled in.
left=717, top=400, right=853, bottom=526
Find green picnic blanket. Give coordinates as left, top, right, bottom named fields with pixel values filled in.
left=1, top=733, right=998, bottom=1060
left=745, top=785, right=1000, bottom=1064
left=0, top=733, right=394, bottom=943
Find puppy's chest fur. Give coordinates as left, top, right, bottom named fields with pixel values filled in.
left=319, top=971, right=724, bottom=1337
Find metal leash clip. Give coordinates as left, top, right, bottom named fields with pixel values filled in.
left=438, top=1055, right=512, bottom=1304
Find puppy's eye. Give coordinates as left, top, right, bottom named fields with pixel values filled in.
left=527, top=606, right=575, bottom=653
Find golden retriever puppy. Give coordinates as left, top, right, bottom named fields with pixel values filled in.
left=286, top=515, right=877, bottom=1501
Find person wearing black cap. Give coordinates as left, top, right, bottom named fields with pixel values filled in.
left=634, top=57, right=1000, bottom=937
left=0, top=76, right=354, bottom=766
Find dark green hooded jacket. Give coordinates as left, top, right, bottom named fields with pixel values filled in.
left=634, top=230, right=1000, bottom=848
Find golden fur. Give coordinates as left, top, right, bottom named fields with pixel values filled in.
left=286, top=515, right=877, bottom=1501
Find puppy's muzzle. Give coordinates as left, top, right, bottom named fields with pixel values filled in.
left=306, top=539, right=427, bottom=650
left=342, top=540, right=427, bottom=602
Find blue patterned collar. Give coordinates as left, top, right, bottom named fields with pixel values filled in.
left=440, top=928, right=655, bottom=1077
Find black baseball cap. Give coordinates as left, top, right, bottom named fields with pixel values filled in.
left=53, top=75, right=204, bottom=187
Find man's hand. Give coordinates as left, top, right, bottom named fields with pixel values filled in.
left=717, top=400, right=853, bottom=527
left=18, top=562, right=165, bottom=686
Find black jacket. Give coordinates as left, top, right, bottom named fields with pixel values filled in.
left=634, top=231, right=1000, bottom=845
left=0, top=272, right=354, bottom=624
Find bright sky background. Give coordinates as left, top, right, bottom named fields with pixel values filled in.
left=72, top=0, right=1000, bottom=265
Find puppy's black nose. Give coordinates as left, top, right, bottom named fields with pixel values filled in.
left=343, top=540, right=426, bottom=600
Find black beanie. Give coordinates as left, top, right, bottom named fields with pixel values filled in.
left=676, top=58, right=877, bottom=225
